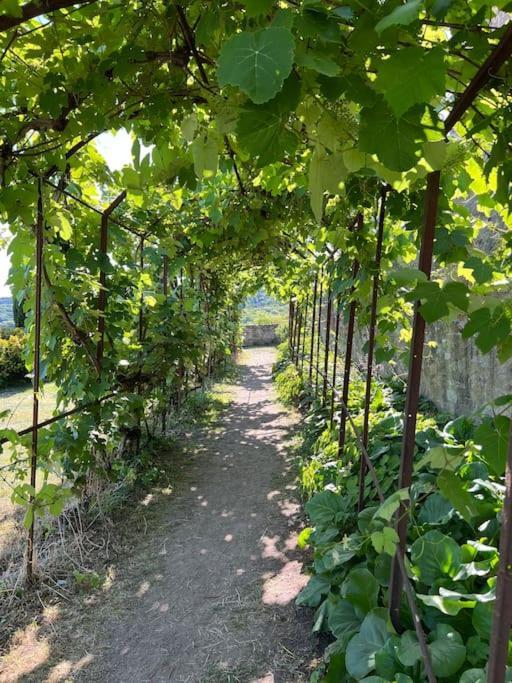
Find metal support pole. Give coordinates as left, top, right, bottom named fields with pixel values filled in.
left=330, top=297, right=341, bottom=427
left=358, top=187, right=387, bottom=511
left=26, top=178, right=44, bottom=583
left=309, top=276, right=318, bottom=383
left=97, top=191, right=126, bottom=369
left=337, top=213, right=362, bottom=458
left=389, top=171, right=441, bottom=630
left=300, top=294, right=309, bottom=374
left=322, top=285, right=333, bottom=405
left=161, top=254, right=169, bottom=434
left=488, top=419, right=512, bottom=683
left=315, top=276, right=323, bottom=396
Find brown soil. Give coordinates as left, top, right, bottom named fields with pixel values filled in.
left=0, top=347, right=317, bottom=683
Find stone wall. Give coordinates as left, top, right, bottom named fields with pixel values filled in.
left=421, top=321, right=512, bottom=415
left=320, top=306, right=512, bottom=417
left=243, top=324, right=280, bottom=347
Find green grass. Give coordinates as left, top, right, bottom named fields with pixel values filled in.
left=0, top=382, right=58, bottom=431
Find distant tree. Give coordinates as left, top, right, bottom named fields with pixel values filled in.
left=12, top=296, right=25, bottom=329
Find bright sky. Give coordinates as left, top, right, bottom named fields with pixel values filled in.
left=0, top=130, right=133, bottom=297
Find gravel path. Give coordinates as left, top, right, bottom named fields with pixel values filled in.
left=84, top=347, right=315, bottom=682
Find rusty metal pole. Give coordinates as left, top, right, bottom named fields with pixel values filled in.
left=322, top=285, right=333, bottom=405
left=97, top=191, right=126, bottom=369
left=330, top=297, right=341, bottom=427
left=161, top=254, right=169, bottom=434
left=389, top=171, right=441, bottom=630
left=300, top=294, right=309, bottom=374
left=488, top=419, right=512, bottom=683
left=315, top=275, right=323, bottom=397
left=309, top=276, right=318, bottom=383
left=337, top=213, right=362, bottom=458
left=358, top=187, right=387, bottom=511
left=288, top=299, right=294, bottom=357
left=26, top=178, right=44, bottom=583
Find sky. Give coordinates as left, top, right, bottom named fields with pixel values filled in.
left=0, top=130, right=133, bottom=297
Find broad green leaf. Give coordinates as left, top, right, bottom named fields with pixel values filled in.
left=296, top=574, right=331, bottom=607
left=375, top=46, right=445, bottom=117
left=388, top=267, right=427, bottom=284
left=305, top=489, right=345, bottom=527
left=359, top=99, right=425, bottom=171
left=410, top=530, right=461, bottom=585
left=371, top=527, right=399, bottom=555
left=345, top=611, right=390, bottom=679
left=342, top=568, right=379, bottom=615
left=460, top=671, right=485, bottom=683
left=296, top=51, right=340, bottom=76
left=242, top=0, right=274, bottom=17
left=417, top=492, right=453, bottom=524
left=191, top=136, right=218, bottom=178
left=323, top=542, right=357, bottom=570
left=237, top=103, right=298, bottom=167
left=429, top=625, right=466, bottom=678
left=376, top=0, right=423, bottom=33
left=217, top=27, right=295, bottom=104
left=373, top=488, right=409, bottom=522
left=437, top=470, right=481, bottom=523
left=328, top=599, right=362, bottom=638
left=397, top=631, right=421, bottom=667
left=474, top=416, right=510, bottom=476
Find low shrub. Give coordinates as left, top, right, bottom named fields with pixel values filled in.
left=0, top=328, right=27, bottom=387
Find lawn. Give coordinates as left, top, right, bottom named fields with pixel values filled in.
left=0, top=382, right=58, bottom=432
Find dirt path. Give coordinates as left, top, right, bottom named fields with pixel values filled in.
left=80, top=347, right=314, bottom=682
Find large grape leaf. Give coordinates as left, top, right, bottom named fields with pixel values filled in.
left=359, top=99, right=425, bottom=171
left=236, top=73, right=300, bottom=166
left=217, top=27, right=295, bottom=104
left=374, top=46, right=446, bottom=117
left=375, top=0, right=423, bottom=33
left=237, top=106, right=298, bottom=167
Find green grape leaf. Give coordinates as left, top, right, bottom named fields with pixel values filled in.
left=296, top=50, right=340, bottom=76
left=462, top=306, right=511, bottom=354
left=474, top=416, right=510, bottom=477
left=242, top=0, right=274, bottom=17
left=375, top=46, right=445, bottom=117
left=376, top=0, right=423, bottom=33
left=236, top=103, right=298, bottom=167
left=217, top=27, right=295, bottom=104
left=359, top=99, right=425, bottom=171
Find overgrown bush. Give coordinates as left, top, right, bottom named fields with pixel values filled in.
left=0, top=328, right=27, bottom=387
left=274, top=349, right=511, bottom=682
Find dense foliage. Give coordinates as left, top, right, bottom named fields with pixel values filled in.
left=0, top=328, right=26, bottom=387
left=0, top=0, right=511, bottom=677
left=274, top=349, right=510, bottom=681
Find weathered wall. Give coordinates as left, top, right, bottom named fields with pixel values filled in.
left=320, top=306, right=512, bottom=416
left=421, top=321, right=512, bottom=415
left=243, top=324, right=280, bottom=347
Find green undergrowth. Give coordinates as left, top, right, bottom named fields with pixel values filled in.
left=273, top=349, right=512, bottom=682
